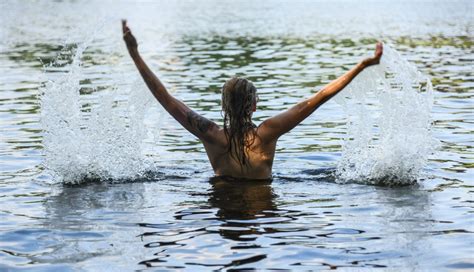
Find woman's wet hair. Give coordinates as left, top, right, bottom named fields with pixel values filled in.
left=222, top=77, right=257, bottom=168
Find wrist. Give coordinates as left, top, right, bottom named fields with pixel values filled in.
left=359, top=60, right=369, bottom=69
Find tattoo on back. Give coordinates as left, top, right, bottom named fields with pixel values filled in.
left=186, top=111, right=214, bottom=133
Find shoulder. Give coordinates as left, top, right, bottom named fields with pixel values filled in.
left=202, top=127, right=227, bottom=147
left=255, top=124, right=279, bottom=146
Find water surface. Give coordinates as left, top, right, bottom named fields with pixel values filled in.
left=0, top=0, right=473, bottom=271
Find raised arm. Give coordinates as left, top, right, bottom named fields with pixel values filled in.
left=259, top=42, right=383, bottom=141
left=122, top=20, right=220, bottom=142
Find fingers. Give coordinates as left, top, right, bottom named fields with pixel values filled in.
left=122, top=19, right=127, bottom=33
left=122, top=19, right=131, bottom=36
left=375, top=42, right=383, bottom=57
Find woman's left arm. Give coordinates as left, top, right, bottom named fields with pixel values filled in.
left=258, top=43, right=383, bottom=142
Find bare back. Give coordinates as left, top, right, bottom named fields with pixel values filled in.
left=202, top=127, right=277, bottom=180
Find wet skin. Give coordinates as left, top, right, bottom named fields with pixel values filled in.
left=122, top=20, right=383, bottom=179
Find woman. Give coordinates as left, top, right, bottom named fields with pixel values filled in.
left=122, top=20, right=383, bottom=180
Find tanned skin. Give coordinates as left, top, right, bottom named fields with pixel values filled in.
left=122, top=20, right=383, bottom=180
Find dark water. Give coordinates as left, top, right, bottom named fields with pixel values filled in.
left=1, top=0, right=473, bottom=271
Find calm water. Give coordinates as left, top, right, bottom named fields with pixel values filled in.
left=1, top=0, right=473, bottom=271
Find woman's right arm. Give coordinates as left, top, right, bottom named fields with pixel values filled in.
left=122, top=20, right=220, bottom=142
left=258, top=43, right=383, bottom=142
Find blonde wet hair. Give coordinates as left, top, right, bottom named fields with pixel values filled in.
left=222, top=77, right=257, bottom=167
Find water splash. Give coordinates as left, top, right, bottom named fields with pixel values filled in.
left=335, top=45, right=438, bottom=186
left=40, top=43, right=158, bottom=184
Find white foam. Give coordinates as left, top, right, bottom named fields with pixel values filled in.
left=40, top=43, right=159, bottom=184
left=334, top=45, right=439, bottom=186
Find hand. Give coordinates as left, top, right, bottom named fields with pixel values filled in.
left=122, top=19, right=138, bottom=53
left=362, top=42, right=383, bottom=67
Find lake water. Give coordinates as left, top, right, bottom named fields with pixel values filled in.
left=0, top=0, right=473, bottom=271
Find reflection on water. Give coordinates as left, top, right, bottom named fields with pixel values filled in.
left=208, top=178, right=277, bottom=241
left=133, top=178, right=436, bottom=270
left=0, top=173, right=471, bottom=270
left=1, top=0, right=473, bottom=270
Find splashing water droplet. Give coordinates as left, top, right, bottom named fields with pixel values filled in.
left=40, top=42, right=159, bottom=184
left=334, top=45, right=439, bottom=186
